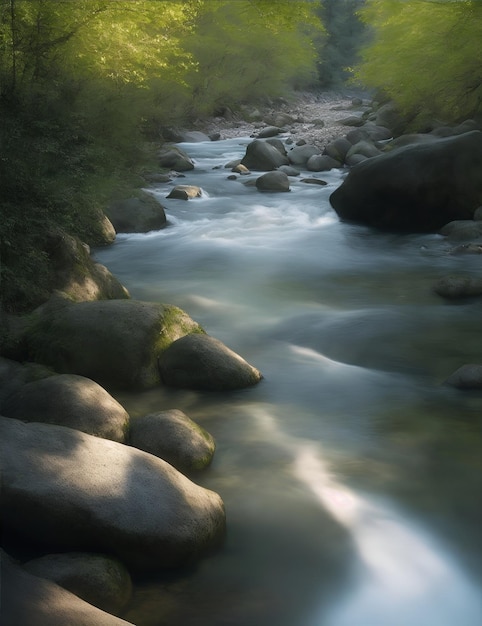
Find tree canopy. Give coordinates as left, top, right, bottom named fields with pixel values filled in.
left=355, top=0, right=482, bottom=123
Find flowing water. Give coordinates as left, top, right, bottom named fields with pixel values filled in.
left=94, top=137, right=482, bottom=626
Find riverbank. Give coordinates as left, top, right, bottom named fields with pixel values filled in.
left=198, top=88, right=370, bottom=149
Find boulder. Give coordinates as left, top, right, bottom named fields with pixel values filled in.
left=439, top=220, right=482, bottom=241
left=1, top=551, right=134, bottom=626
left=105, top=193, right=167, bottom=233
left=278, top=165, right=300, bottom=176
left=23, top=552, right=132, bottom=615
left=339, top=115, right=364, bottom=127
left=306, top=155, right=341, bottom=172
left=257, top=126, right=283, bottom=138
left=374, top=101, right=407, bottom=136
left=22, top=299, right=204, bottom=390
left=0, top=417, right=226, bottom=571
left=288, top=144, right=320, bottom=166
left=166, top=185, right=203, bottom=200
left=433, top=275, right=482, bottom=299
left=330, top=131, right=482, bottom=232
left=178, top=130, right=211, bottom=142
left=159, top=333, right=263, bottom=391
left=255, top=171, right=290, bottom=192
left=43, top=231, right=129, bottom=304
left=159, top=145, right=194, bottom=171
left=240, top=139, right=289, bottom=171
left=345, top=139, right=382, bottom=162
left=443, top=364, right=482, bottom=389
left=323, top=137, right=352, bottom=164
left=129, top=409, right=216, bottom=472
left=1, top=374, right=129, bottom=442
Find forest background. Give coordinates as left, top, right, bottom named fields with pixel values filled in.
left=1, top=0, right=481, bottom=313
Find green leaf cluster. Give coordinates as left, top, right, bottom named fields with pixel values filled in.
left=355, top=0, right=482, bottom=123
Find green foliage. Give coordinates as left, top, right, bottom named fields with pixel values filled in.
left=355, top=0, right=482, bottom=123
left=0, top=0, right=324, bottom=313
left=315, top=0, right=368, bottom=86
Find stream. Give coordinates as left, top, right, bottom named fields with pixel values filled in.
left=94, top=136, right=482, bottom=626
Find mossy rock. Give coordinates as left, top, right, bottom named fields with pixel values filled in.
left=23, top=299, right=204, bottom=390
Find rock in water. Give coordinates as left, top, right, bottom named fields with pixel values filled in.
left=0, top=417, right=226, bottom=572
left=159, top=333, right=263, bottom=391
left=330, top=131, right=482, bottom=232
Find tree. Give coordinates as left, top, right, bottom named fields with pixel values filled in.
left=355, top=0, right=482, bottom=123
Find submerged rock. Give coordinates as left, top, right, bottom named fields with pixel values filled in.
left=0, top=417, right=226, bottom=572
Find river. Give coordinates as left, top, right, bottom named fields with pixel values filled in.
left=94, top=137, right=482, bottom=626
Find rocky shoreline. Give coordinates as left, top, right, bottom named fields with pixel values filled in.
left=2, top=89, right=482, bottom=625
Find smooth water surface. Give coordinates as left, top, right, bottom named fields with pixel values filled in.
left=95, top=137, right=482, bottom=626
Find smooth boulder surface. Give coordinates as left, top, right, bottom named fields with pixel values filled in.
left=0, top=417, right=226, bottom=572
left=330, top=131, right=482, bottom=232
left=159, top=145, right=194, bottom=171
left=0, top=550, right=134, bottom=626
left=255, top=171, right=290, bottom=192
left=433, top=275, right=482, bottom=299
left=1, top=374, right=129, bottom=442
left=159, top=333, right=263, bottom=391
left=105, top=194, right=167, bottom=233
left=443, top=364, right=482, bottom=389
left=22, top=299, right=204, bottom=390
left=166, top=184, right=203, bottom=200
left=240, top=139, right=289, bottom=171
left=23, top=552, right=132, bottom=615
left=129, top=409, right=216, bottom=472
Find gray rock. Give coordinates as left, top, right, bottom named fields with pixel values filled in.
left=345, top=139, right=382, bottom=161
left=22, top=299, right=204, bottom=390
left=0, top=417, right=226, bottom=572
left=105, top=194, right=167, bottom=233
left=240, top=139, right=289, bottom=171
left=330, top=131, right=482, bottom=232
left=1, top=550, right=134, bottom=626
left=23, top=552, right=132, bottom=615
left=130, top=409, right=215, bottom=472
left=166, top=185, right=203, bottom=200
left=2, top=374, right=129, bottom=442
left=159, top=145, right=194, bottom=171
left=375, top=102, right=407, bottom=135
left=179, top=131, right=211, bottom=142
left=339, top=115, right=364, bottom=127
left=307, top=154, right=341, bottom=172
left=256, top=171, right=290, bottom=192
left=323, top=137, right=352, bottom=164
left=257, top=126, right=283, bottom=138
left=288, top=144, right=320, bottom=166
left=444, top=364, right=482, bottom=389
left=439, top=220, right=482, bottom=241
left=433, top=275, right=482, bottom=299
left=278, top=165, right=300, bottom=176
left=159, top=333, right=263, bottom=391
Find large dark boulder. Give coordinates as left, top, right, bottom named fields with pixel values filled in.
left=240, top=139, right=289, bottom=171
left=105, top=193, right=167, bottom=233
left=0, top=417, right=226, bottom=572
left=330, top=131, right=482, bottom=232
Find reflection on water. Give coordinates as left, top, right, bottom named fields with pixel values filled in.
left=95, top=137, right=482, bottom=626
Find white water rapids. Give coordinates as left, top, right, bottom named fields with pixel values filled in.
left=95, top=137, right=482, bottom=626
